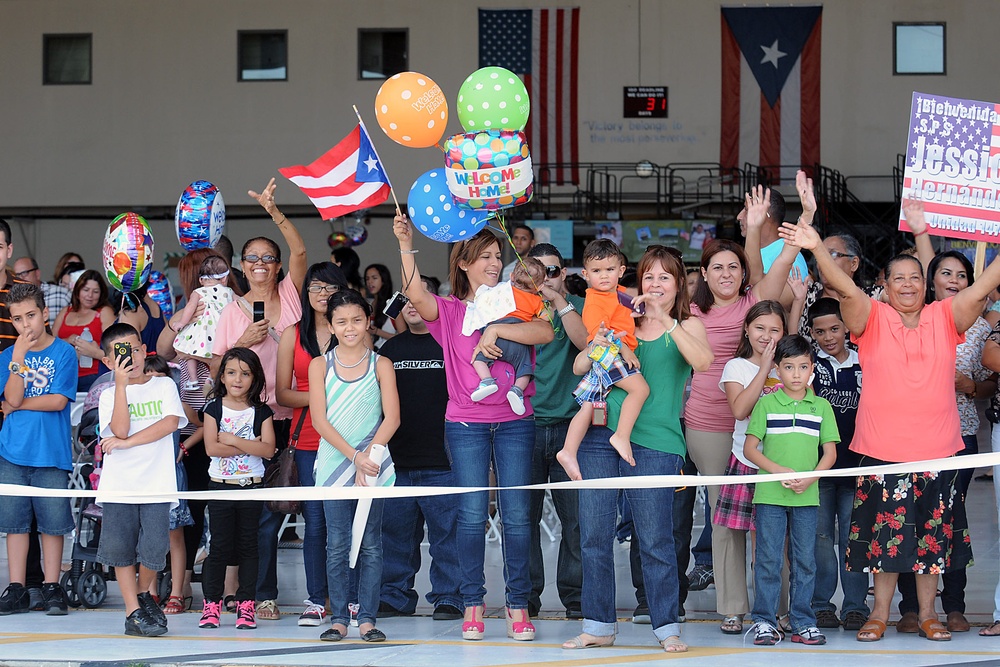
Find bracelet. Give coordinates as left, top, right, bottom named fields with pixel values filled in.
left=399, top=249, right=419, bottom=255
left=913, top=228, right=928, bottom=237
left=181, top=445, right=189, bottom=457
left=273, top=215, right=286, bottom=225
left=352, top=450, right=360, bottom=465
left=666, top=320, right=678, bottom=334
left=557, top=303, right=576, bottom=316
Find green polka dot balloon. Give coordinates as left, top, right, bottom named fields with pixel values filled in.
left=456, top=66, right=530, bottom=132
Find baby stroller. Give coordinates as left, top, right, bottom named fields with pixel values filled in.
left=60, top=406, right=112, bottom=608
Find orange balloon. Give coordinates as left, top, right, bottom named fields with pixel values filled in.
left=375, top=71, right=449, bottom=148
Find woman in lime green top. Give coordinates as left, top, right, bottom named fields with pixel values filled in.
left=562, top=246, right=712, bottom=654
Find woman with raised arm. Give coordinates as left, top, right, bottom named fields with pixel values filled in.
left=392, top=214, right=553, bottom=642
left=779, top=199, right=994, bottom=643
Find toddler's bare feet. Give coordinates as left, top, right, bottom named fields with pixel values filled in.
left=556, top=449, right=583, bottom=481
left=609, top=433, right=636, bottom=467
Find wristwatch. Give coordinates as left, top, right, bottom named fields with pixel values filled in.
left=8, top=362, right=27, bottom=378
left=557, top=302, right=576, bottom=317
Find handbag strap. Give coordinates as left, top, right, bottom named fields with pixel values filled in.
left=287, top=408, right=308, bottom=451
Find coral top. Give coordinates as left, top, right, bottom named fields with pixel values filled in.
left=581, top=287, right=637, bottom=349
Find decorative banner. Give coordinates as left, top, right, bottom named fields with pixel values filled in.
left=940, top=238, right=1000, bottom=265
left=175, top=180, right=225, bottom=251
left=102, top=212, right=155, bottom=293
left=529, top=219, right=575, bottom=260
left=899, top=91, right=1000, bottom=242
left=444, top=130, right=533, bottom=210
left=620, top=220, right=716, bottom=263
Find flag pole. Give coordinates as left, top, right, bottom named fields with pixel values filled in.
left=352, top=105, right=402, bottom=216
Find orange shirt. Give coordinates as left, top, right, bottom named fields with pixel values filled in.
left=507, top=287, right=545, bottom=322
left=581, top=287, right=637, bottom=350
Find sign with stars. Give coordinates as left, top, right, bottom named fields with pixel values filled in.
left=900, top=91, right=1000, bottom=241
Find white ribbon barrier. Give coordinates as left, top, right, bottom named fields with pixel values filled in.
left=11, top=451, right=1000, bottom=503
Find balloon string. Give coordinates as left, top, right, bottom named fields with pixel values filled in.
left=495, top=214, right=561, bottom=338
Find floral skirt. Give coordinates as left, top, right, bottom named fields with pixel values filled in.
left=712, top=454, right=756, bottom=531
left=845, top=457, right=973, bottom=575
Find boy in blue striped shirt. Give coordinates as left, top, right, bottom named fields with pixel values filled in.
left=743, top=335, right=839, bottom=647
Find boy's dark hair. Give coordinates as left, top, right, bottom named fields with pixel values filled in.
left=582, top=239, right=622, bottom=266
left=768, top=189, right=786, bottom=224
left=0, top=218, right=10, bottom=245
left=619, top=266, right=637, bottom=289
left=100, top=322, right=140, bottom=356
left=325, top=289, right=372, bottom=323
left=513, top=223, right=534, bottom=240
left=774, top=334, right=812, bottom=363
left=528, top=242, right=563, bottom=266
left=210, top=347, right=267, bottom=407
left=8, top=283, right=45, bottom=311
left=565, top=273, right=587, bottom=298
left=807, top=297, right=844, bottom=327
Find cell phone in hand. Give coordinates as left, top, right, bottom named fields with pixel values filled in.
left=617, top=290, right=645, bottom=316
left=253, top=301, right=265, bottom=323
left=113, top=341, right=133, bottom=369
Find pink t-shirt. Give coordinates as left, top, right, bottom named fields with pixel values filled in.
left=684, top=291, right=758, bottom=432
left=425, top=294, right=534, bottom=423
left=212, top=275, right=302, bottom=421
left=851, top=297, right=964, bottom=463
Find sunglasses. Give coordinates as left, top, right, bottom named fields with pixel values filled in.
left=543, top=264, right=561, bottom=278
left=242, top=254, right=279, bottom=264
left=307, top=284, right=340, bottom=294
left=829, top=251, right=856, bottom=259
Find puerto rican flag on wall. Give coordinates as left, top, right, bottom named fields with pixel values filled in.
left=720, top=6, right=822, bottom=181
left=278, top=124, right=391, bottom=220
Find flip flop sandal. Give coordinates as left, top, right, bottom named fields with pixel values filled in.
left=720, top=615, right=743, bottom=634
left=562, top=634, right=616, bottom=649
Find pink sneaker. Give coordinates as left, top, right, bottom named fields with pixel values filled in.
left=199, top=600, right=222, bottom=629
left=236, top=600, right=257, bottom=630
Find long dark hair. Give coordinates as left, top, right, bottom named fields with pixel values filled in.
left=332, top=247, right=363, bottom=291
left=209, top=347, right=267, bottom=407
left=365, top=263, right=394, bottom=328
left=691, top=239, right=751, bottom=314
left=734, top=300, right=786, bottom=360
left=925, top=250, right=974, bottom=304
left=298, top=262, right=347, bottom=357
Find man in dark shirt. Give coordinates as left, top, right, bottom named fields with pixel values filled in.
left=377, top=295, right=462, bottom=620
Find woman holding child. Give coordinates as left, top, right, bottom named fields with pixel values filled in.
left=564, top=245, right=712, bottom=654
left=779, top=199, right=996, bottom=642
left=392, top=214, right=553, bottom=642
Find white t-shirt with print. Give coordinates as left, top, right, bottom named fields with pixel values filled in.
left=719, top=357, right=781, bottom=468
left=208, top=404, right=267, bottom=480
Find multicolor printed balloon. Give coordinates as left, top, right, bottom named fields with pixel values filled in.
left=407, top=169, right=491, bottom=243
left=444, top=130, right=533, bottom=210
left=176, top=180, right=226, bottom=251
left=146, top=270, right=174, bottom=320
left=103, top=212, right=154, bottom=293
left=345, top=223, right=368, bottom=247
left=328, top=231, right=352, bottom=250
left=456, top=67, right=530, bottom=132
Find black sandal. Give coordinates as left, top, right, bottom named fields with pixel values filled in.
left=980, top=621, right=1000, bottom=637
left=361, top=628, right=386, bottom=642
left=223, top=595, right=237, bottom=613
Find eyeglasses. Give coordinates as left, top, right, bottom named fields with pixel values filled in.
left=829, top=251, right=856, bottom=259
left=543, top=265, right=561, bottom=278
left=308, top=284, right=340, bottom=294
left=14, top=268, right=37, bottom=279
left=242, top=254, right=279, bottom=264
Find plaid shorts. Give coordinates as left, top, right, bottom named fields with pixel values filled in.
left=573, top=356, right=640, bottom=405
left=712, top=454, right=756, bottom=531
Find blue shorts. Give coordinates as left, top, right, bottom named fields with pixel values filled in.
left=0, top=456, right=74, bottom=535
left=96, top=502, right=170, bottom=571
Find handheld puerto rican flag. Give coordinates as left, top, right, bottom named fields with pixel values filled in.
left=278, top=124, right=391, bottom=220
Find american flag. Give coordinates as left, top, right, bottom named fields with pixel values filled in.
left=901, top=92, right=1000, bottom=238
left=278, top=124, right=391, bottom=220
left=479, top=7, right=580, bottom=185
left=720, top=6, right=822, bottom=181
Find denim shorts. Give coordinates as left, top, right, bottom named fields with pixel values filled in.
left=0, top=456, right=74, bottom=535
left=96, top=502, right=170, bottom=571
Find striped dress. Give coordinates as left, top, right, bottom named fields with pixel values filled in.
left=314, top=348, right=383, bottom=488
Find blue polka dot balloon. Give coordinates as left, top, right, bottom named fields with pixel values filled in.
left=407, top=169, right=490, bottom=243
left=176, top=180, right=226, bottom=251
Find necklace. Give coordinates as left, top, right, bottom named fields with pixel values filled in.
left=333, top=345, right=367, bottom=369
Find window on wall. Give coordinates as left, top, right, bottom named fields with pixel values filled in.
left=894, top=22, right=946, bottom=75
left=238, top=31, right=288, bottom=81
left=43, top=34, right=92, bottom=85
left=358, top=29, right=408, bottom=80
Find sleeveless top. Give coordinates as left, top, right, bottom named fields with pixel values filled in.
left=314, top=348, right=382, bottom=487
left=291, top=324, right=322, bottom=452
left=138, top=298, right=166, bottom=354
left=57, top=310, right=103, bottom=378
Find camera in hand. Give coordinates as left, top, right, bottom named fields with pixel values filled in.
left=383, top=291, right=409, bottom=319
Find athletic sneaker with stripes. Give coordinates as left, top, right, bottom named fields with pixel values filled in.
left=199, top=599, right=222, bottom=629
left=236, top=600, right=257, bottom=630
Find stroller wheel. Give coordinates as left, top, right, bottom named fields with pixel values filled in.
left=78, top=569, right=107, bottom=609
left=60, top=571, right=82, bottom=608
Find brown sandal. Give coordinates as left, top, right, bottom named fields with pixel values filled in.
left=918, top=618, right=951, bottom=641
left=856, top=618, right=887, bottom=642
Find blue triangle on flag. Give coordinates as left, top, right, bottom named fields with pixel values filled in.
left=356, top=125, right=389, bottom=184
left=722, top=6, right=822, bottom=108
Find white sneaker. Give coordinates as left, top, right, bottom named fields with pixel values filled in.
left=298, top=600, right=326, bottom=627
left=471, top=378, right=499, bottom=401
left=506, top=386, right=525, bottom=415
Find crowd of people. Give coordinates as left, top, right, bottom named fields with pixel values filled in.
left=0, top=169, right=998, bottom=654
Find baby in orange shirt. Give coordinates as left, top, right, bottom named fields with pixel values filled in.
left=556, top=239, right=649, bottom=480
left=471, top=257, right=549, bottom=415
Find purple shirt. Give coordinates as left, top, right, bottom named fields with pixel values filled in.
left=425, top=294, right=534, bottom=423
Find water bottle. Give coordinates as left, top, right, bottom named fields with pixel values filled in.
left=78, top=328, right=93, bottom=369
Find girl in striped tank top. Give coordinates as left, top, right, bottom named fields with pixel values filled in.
left=308, top=290, right=400, bottom=643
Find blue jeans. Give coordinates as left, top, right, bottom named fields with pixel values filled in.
left=324, top=498, right=383, bottom=627
left=294, top=448, right=328, bottom=607
left=380, top=467, right=462, bottom=612
left=752, top=504, right=818, bottom=631
left=578, top=425, right=682, bottom=641
left=813, top=478, right=869, bottom=617
left=444, top=418, right=534, bottom=609
left=529, top=420, right=582, bottom=612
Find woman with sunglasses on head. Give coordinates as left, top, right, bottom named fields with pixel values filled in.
left=275, top=262, right=348, bottom=627
left=211, top=178, right=307, bottom=622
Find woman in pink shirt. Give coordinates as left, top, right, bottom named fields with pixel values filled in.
left=780, top=200, right=998, bottom=643
left=393, top=214, right=553, bottom=643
